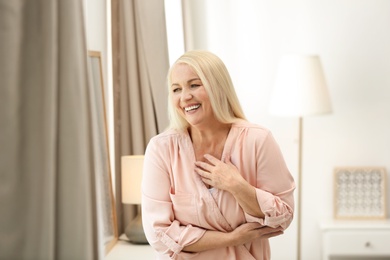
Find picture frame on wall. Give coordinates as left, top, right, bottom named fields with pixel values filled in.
left=333, top=167, right=387, bottom=220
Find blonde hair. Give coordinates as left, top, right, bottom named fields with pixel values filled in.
left=167, top=50, right=246, bottom=130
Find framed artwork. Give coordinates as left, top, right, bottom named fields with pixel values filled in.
left=87, top=51, right=118, bottom=253
left=333, top=167, right=387, bottom=220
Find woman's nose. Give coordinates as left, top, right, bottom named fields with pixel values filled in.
left=180, top=89, right=192, bottom=101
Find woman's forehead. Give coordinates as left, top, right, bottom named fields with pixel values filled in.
left=171, top=63, right=199, bottom=79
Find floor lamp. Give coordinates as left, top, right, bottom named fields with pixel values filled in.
left=269, top=54, right=332, bottom=260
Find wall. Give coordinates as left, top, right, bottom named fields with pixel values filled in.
left=180, top=0, right=390, bottom=259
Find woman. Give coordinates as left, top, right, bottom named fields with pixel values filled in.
left=142, top=50, right=295, bottom=259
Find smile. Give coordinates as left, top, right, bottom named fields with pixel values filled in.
left=184, top=104, right=201, bottom=112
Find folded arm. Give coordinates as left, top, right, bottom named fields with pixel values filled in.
left=183, top=222, right=283, bottom=253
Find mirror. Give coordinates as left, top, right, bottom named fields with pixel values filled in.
left=87, top=50, right=118, bottom=254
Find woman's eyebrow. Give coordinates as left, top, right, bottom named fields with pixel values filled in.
left=188, top=78, right=201, bottom=83
left=171, top=78, right=201, bottom=87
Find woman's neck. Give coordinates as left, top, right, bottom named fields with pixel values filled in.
left=189, top=123, right=231, bottom=161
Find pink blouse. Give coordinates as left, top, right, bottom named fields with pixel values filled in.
left=142, top=120, right=295, bottom=260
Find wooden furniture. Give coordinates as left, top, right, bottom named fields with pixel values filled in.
left=319, top=219, right=390, bottom=260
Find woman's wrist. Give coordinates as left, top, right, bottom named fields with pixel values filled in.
left=226, top=228, right=238, bottom=247
left=230, top=178, right=252, bottom=197
left=230, top=181, right=264, bottom=218
left=184, top=230, right=236, bottom=252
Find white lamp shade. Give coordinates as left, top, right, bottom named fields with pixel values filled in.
left=269, top=54, right=332, bottom=117
left=121, top=155, right=144, bottom=204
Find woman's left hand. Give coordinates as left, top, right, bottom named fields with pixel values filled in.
left=194, top=154, right=245, bottom=193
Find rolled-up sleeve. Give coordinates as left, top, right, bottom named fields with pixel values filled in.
left=244, top=130, right=295, bottom=229
left=141, top=137, right=206, bottom=259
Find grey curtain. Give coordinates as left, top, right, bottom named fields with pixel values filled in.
left=0, top=1, right=100, bottom=259
left=111, top=0, right=170, bottom=235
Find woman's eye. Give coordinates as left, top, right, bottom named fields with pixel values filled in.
left=191, top=84, right=200, bottom=88
left=172, top=88, right=181, bottom=93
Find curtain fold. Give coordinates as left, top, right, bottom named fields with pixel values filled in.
left=111, top=0, right=169, bottom=235
left=0, top=0, right=99, bottom=259
left=181, top=0, right=208, bottom=51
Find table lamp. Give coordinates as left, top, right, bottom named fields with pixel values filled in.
left=121, top=155, right=148, bottom=244
left=269, top=54, right=332, bottom=260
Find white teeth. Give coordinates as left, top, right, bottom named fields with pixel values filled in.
left=184, top=104, right=200, bottom=112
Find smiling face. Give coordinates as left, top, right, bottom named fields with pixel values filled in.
left=170, top=63, right=215, bottom=128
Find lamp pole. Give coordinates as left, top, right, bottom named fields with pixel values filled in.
left=269, top=54, right=332, bottom=260
left=297, top=117, right=303, bottom=260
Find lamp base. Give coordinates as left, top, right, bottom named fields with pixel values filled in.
left=125, top=210, right=148, bottom=244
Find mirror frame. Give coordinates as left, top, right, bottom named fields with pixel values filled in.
left=87, top=50, right=118, bottom=254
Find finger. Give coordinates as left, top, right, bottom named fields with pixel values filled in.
left=194, top=167, right=211, bottom=179
left=257, top=226, right=284, bottom=238
left=195, top=168, right=213, bottom=184
left=195, top=161, right=214, bottom=172
left=201, top=177, right=212, bottom=186
left=261, top=230, right=284, bottom=239
left=224, top=156, right=238, bottom=169
left=257, top=226, right=284, bottom=232
left=224, top=155, right=231, bottom=164
left=203, top=154, right=220, bottom=165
